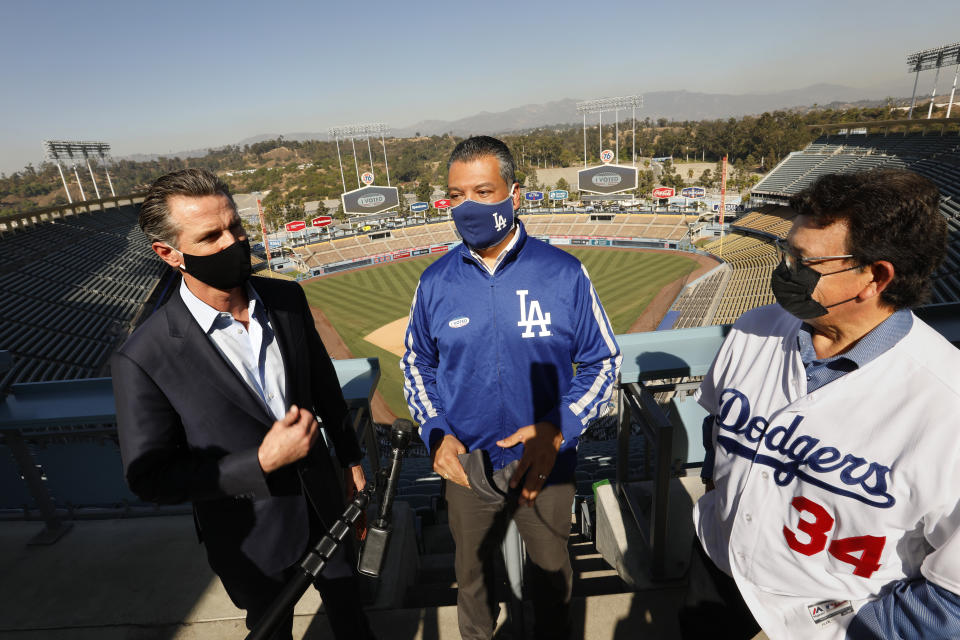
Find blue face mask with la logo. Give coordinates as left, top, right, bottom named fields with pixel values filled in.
left=450, top=186, right=516, bottom=250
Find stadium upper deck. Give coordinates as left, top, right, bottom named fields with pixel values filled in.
left=668, top=129, right=960, bottom=328
left=0, top=205, right=165, bottom=387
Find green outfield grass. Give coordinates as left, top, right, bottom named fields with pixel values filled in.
left=301, top=248, right=698, bottom=420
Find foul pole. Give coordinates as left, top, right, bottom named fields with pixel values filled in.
left=718, top=155, right=728, bottom=259
left=257, top=198, right=274, bottom=277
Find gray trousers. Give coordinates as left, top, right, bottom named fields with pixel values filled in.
left=446, top=480, right=575, bottom=640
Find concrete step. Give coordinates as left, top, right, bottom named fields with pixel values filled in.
left=404, top=530, right=632, bottom=609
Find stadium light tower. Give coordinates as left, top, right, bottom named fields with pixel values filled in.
left=906, top=42, right=960, bottom=119
left=328, top=123, right=391, bottom=191
left=43, top=140, right=115, bottom=203
left=576, top=95, right=643, bottom=167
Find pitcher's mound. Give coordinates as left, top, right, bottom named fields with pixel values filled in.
left=364, top=316, right=409, bottom=357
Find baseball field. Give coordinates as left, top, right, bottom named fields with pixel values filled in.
left=301, top=247, right=703, bottom=421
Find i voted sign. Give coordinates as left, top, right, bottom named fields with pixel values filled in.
left=549, top=189, right=569, bottom=200
left=525, top=191, right=544, bottom=201
left=410, top=201, right=429, bottom=213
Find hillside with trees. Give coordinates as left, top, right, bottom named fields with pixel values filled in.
left=1, top=102, right=942, bottom=220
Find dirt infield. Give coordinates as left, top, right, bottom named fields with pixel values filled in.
left=626, top=252, right=720, bottom=332
left=364, top=316, right=408, bottom=357
left=310, top=307, right=399, bottom=425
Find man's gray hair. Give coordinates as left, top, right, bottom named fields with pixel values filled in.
left=139, top=168, right=236, bottom=248
left=447, top=136, right=516, bottom=187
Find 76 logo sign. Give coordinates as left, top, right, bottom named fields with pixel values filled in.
left=783, top=496, right=885, bottom=578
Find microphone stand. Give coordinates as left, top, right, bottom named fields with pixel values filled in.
left=246, top=419, right=415, bottom=640
left=357, top=419, right=412, bottom=577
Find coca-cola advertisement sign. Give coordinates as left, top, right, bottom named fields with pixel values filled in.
left=651, top=187, right=675, bottom=199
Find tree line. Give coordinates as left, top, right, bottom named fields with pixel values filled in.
left=1, top=102, right=941, bottom=218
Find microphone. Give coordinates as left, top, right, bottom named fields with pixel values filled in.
left=357, top=419, right=415, bottom=577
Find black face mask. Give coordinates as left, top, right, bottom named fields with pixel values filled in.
left=770, top=258, right=859, bottom=320
left=178, top=238, right=252, bottom=291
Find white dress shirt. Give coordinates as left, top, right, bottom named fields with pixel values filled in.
left=179, top=279, right=287, bottom=421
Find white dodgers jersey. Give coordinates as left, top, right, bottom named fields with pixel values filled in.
left=694, top=305, right=960, bottom=639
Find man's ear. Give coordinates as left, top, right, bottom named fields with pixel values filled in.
left=859, top=260, right=895, bottom=302
left=152, top=241, right=183, bottom=270
left=511, top=182, right=521, bottom=210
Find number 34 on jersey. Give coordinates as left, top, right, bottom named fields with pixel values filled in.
left=783, top=496, right=886, bottom=578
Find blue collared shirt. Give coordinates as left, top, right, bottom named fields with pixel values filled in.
left=797, top=308, right=913, bottom=393
left=467, top=223, right=520, bottom=275
left=179, top=279, right=287, bottom=421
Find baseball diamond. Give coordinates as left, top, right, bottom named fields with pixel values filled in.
left=301, top=246, right=701, bottom=420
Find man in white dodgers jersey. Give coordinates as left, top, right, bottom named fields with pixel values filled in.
left=690, top=169, right=960, bottom=639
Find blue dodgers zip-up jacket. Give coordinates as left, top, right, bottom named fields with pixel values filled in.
left=401, top=220, right=622, bottom=482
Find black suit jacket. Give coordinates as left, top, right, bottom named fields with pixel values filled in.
left=112, top=276, right=362, bottom=579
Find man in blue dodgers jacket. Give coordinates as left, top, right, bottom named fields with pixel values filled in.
left=690, top=169, right=960, bottom=639
left=402, top=136, right=621, bottom=639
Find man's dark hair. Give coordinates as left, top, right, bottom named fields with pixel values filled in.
left=789, top=168, right=946, bottom=309
left=447, top=136, right=516, bottom=187
left=139, top=168, right=236, bottom=248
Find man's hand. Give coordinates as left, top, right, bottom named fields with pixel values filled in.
left=344, top=464, right=366, bottom=499
left=432, top=434, right=470, bottom=488
left=344, top=464, right=368, bottom=540
left=257, top=405, right=319, bottom=474
left=497, top=421, right=563, bottom=507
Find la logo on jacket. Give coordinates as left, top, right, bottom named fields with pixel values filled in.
left=516, top=289, right=552, bottom=338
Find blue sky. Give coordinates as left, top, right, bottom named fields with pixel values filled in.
left=2, top=0, right=958, bottom=175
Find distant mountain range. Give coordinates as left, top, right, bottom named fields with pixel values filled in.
left=121, top=82, right=909, bottom=162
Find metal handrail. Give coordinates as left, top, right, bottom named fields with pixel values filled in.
left=616, top=380, right=679, bottom=579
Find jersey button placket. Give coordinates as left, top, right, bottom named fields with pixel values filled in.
left=732, top=472, right=765, bottom=579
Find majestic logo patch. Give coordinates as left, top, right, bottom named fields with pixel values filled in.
left=516, top=290, right=552, bottom=338
left=715, top=388, right=895, bottom=508
left=448, top=317, right=470, bottom=329
left=807, top=600, right=853, bottom=627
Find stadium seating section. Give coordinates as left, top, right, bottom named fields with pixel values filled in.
left=667, top=132, right=960, bottom=328
left=298, top=213, right=699, bottom=270
left=0, top=205, right=164, bottom=387
left=522, top=213, right=696, bottom=241
left=752, top=131, right=960, bottom=307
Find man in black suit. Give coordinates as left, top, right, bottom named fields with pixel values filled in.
left=112, top=168, right=373, bottom=639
